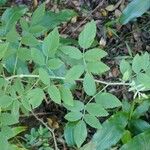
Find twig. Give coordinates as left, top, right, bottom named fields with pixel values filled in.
left=70, top=0, right=105, bottom=37
left=31, top=111, right=59, bottom=150
left=5, top=74, right=130, bottom=86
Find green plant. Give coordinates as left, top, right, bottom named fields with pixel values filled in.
left=24, top=126, right=53, bottom=150
left=0, top=2, right=150, bottom=150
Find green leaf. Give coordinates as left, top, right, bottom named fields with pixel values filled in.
left=95, top=92, right=122, bottom=109
left=31, top=48, right=45, bottom=65
left=0, top=126, right=14, bottom=140
left=79, top=20, right=96, bottom=49
left=64, top=100, right=84, bottom=112
left=142, top=52, right=150, bottom=71
left=87, top=61, right=109, bottom=75
left=6, top=27, right=20, bottom=43
left=39, top=68, right=50, bottom=85
left=83, top=73, right=96, bottom=96
left=27, top=88, right=45, bottom=108
left=0, top=113, right=19, bottom=125
left=0, top=133, right=9, bottom=150
left=0, top=78, right=7, bottom=89
left=1, top=6, right=28, bottom=32
left=21, top=97, right=31, bottom=111
left=29, top=25, right=46, bottom=34
left=122, top=71, right=130, bottom=81
left=84, top=114, right=102, bottom=129
left=120, top=130, right=150, bottom=150
left=12, top=126, right=27, bottom=138
left=41, top=9, right=77, bottom=29
left=65, top=65, right=84, bottom=81
left=60, top=46, right=83, bottom=59
left=132, top=54, right=142, bottom=74
left=92, top=112, right=128, bottom=150
left=60, top=86, right=74, bottom=106
left=80, top=142, right=96, bottom=150
left=65, top=111, right=82, bottom=121
left=31, top=3, right=45, bottom=25
left=129, top=119, right=150, bottom=134
left=43, top=28, right=59, bottom=57
left=11, top=100, right=20, bottom=120
left=21, top=33, right=39, bottom=46
left=132, top=101, right=150, bottom=119
left=86, top=103, right=108, bottom=117
left=11, top=144, right=27, bottom=150
left=64, top=122, right=76, bottom=146
left=121, top=130, right=132, bottom=144
left=120, top=0, right=150, bottom=24
left=74, top=120, right=87, bottom=148
left=48, top=85, right=61, bottom=104
left=137, top=73, right=150, bottom=89
left=85, top=48, right=107, bottom=62
left=48, top=58, right=63, bottom=69
left=120, top=59, right=132, bottom=81
left=1, top=126, right=26, bottom=140
left=20, top=18, right=29, bottom=31
left=132, top=53, right=150, bottom=74
left=0, top=95, right=13, bottom=108
left=0, top=42, right=9, bottom=59
left=18, top=48, right=31, bottom=61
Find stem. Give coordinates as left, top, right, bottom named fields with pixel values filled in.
left=13, top=41, right=22, bottom=75
left=129, top=100, right=136, bottom=120
left=31, top=111, right=58, bottom=150
left=129, top=98, right=141, bottom=120
left=13, top=55, right=18, bottom=75
left=5, top=74, right=130, bottom=86
left=82, top=49, right=88, bottom=72
left=82, top=85, right=109, bottom=120
left=86, top=84, right=109, bottom=105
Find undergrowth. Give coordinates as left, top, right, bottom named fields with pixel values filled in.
left=0, top=0, right=150, bottom=150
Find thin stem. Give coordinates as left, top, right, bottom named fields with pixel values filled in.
left=31, top=111, right=58, bottom=150
left=5, top=74, right=130, bottom=86
left=13, top=42, right=22, bottom=75
left=129, top=100, right=135, bottom=120
left=82, top=84, right=109, bottom=120
left=82, top=49, right=88, bottom=72
left=13, top=55, right=18, bottom=75
left=86, top=84, right=109, bottom=105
